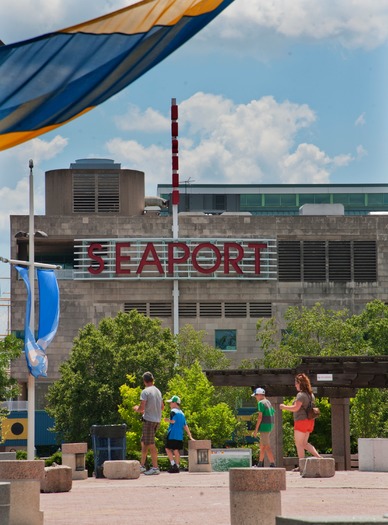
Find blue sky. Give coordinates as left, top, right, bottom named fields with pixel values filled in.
left=0, top=0, right=387, bottom=294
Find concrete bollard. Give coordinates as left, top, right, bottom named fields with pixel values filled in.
left=0, top=482, right=10, bottom=525
left=277, top=517, right=388, bottom=524
left=0, top=460, right=45, bottom=525
left=230, top=468, right=286, bottom=525
left=188, top=440, right=212, bottom=473
left=61, top=442, right=88, bottom=480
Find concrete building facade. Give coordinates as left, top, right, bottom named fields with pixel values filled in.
left=9, top=159, right=387, bottom=404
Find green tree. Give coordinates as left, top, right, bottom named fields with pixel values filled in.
left=0, top=334, right=23, bottom=441
left=46, top=310, right=177, bottom=443
left=256, top=300, right=388, bottom=449
left=350, top=388, right=387, bottom=440
left=258, top=303, right=369, bottom=369
left=119, top=361, right=237, bottom=452
left=176, top=324, right=231, bottom=370
left=164, top=361, right=237, bottom=448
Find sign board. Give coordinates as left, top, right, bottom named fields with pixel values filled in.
left=74, top=237, right=277, bottom=280
left=317, top=374, right=333, bottom=381
left=211, top=448, right=252, bottom=471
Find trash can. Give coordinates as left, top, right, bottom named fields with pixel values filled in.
left=90, top=424, right=127, bottom=478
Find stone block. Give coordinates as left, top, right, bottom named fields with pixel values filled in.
left=41, top=466, right=72, bottom=493
left=0, top=452, right=16, bottom=461
left=103, top=460, right=140, bottom=480
left=188, top=440, right=212, bottom=473
left=61, top=442, right=87, bottom=454
left=299, top=458, right=335, bottom=478
left=276, top=518, right=388, bottom=524
left=0, top=460, right=45, bottom=481
left=358, top=438, right=388, bottom=472
left=10, top=480, right=43, bottom=525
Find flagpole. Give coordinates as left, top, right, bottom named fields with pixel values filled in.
left=27, top=159, right=35, bottom=460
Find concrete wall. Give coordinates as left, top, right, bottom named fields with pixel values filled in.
left=9, top=213, right=388, bottom=386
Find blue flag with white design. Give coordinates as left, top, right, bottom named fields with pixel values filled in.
left=16, top=266, right=60, bottom=378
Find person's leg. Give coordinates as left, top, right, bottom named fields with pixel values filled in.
left=263, top=444, right=275, bottom=464
left=304, top=433, right=322, bottom=458
left=294, top=429, right=307, bottom=459
left=140, top=442, right=148, bottom=466
left=149, top=443, right=158, bottom=468
left=174, top=448, right=181, bottom=466
left=165, top=447, right=174, bottom=463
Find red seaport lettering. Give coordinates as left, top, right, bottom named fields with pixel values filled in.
left=168, top=242, right=190, bottom=273
left=84, top=239, right=273, bottom=279
left=192, top=243, right=222, bottom=274
left=247, top=243, right=267, bottom=274
left=116, top=242, right=131, bottom=275
left=137, top=242, right=164, bottom=274
left=87, top=243, right=104, bottom=274
left=224, top=242, right=244, bottom=274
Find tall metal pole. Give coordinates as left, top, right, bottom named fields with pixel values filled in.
left=171, top=98, right=179, bottom=335
left=27, top=159, right=35, bottom=460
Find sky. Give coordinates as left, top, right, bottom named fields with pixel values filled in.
left=0, top=0, right=387, bottom=308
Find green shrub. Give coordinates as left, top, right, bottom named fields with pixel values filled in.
left=45, top=450, right=62, bottom=466
left=16, top=450, right=27, bottom=460
left=85, top=449, right=94, bottom=477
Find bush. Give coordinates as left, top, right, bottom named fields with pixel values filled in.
left=85, top=449, right=95, bottom=477
left=16, top=450, right=27, bottom=460
left=45, top=450, right=62, bottom=466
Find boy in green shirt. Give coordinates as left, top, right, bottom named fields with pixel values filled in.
left=252, top=387, right=276, bottom=467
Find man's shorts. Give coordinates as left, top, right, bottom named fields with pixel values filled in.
left=141, top=420, right=160, bottom=445
left=165, top=439, right=183, bottom=451
left=259, top=432, right=271, bottom=446
left=294, top=419, right=315, bottom=433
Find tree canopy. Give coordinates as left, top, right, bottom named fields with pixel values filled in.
left=46, top=310, right=177, bottom=443
left=119, top=361, right=237, bottom=452
left=0, top=334, right=22, bottom=399
left=257, top=301, right=388, bottom=369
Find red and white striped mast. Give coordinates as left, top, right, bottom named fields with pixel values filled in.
left=171, top=98, right=179, bottom=334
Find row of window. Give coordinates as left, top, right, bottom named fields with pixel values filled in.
left=124, top=302, right=272, bottom=318
left=240, top=193, right=388, bottom=210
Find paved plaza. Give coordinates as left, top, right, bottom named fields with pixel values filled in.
left=40, top=470, right=388, bottom=525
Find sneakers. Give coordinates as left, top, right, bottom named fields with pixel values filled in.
left=168, top=464, right=180, bottom=474
left=140, top=465, right=147, bottom=473
left=144, top=467, right=160, bottom=476
left=292, top=466, right=300, bottom=472
left=255, top=461, right=264, bottom=468
left=269, top=463, right=276, bottom=468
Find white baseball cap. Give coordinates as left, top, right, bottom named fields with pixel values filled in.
left=251, top=387, right=265, bottom=396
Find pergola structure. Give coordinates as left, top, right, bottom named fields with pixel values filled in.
left=205, top=356, right=388, bottom=470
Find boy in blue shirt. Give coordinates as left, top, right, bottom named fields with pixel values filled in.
left=165, top=395, right=194, bottom=473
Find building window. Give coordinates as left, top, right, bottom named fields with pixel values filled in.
left=215, top=329, right=237, bottom=351
left=214, top=195, right=226, bottom=210
left=240, top=194, right=261, bottom=211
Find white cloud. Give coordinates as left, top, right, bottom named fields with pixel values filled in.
left=108, top=93, right=354, bottom=192
left=218, top=0, right=388, bottom=51
left=114, top=104, right=169, bottom=132
left=356, top=144, right=368, bottom=159
left=355, top=113, right=366, bottom=126
left=1, top=0, right=387, bottom=52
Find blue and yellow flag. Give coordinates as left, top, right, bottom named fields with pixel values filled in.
left=0, top=0, right=234, bottom=151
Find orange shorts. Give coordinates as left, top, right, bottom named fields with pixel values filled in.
left=294, top=419, right=314, bottom=433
